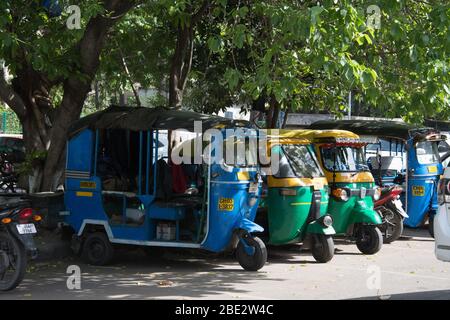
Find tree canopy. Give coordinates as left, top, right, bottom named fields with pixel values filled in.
left=0, top=0, right=448, bottom=191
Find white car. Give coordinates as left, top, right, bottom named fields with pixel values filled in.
left=439, top=132, right=450, bottom=168
left=436, top=153, right=450, bottom=261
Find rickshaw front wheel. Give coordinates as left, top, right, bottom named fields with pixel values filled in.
left=355, top=225, right=383, bottom=255
left=236, top=236, right=267, bottom=271
left=82, top=232, right=114, bottom=266
left=311, top=234, right=334, bottom=263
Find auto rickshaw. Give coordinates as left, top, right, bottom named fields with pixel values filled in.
left=311, top=120, right=446, bottom=237
left=62, top=106, right=267, bottom=271
left=256, top=130, right=335, bottom=263
left=311, top=130, right=383, bottom=255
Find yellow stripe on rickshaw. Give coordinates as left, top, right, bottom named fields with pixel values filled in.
left=291, top=201, right=329, bottom=206
left=268, top=177, right=328, bottom=188
left=76, top=191, right=93, bottom=197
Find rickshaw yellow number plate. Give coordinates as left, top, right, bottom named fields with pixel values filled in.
left=412, top=186, right=425, bottom=197
left=76, top=191, right=93, bottom=197
left=428, top=166, right=437, bottom=173
left=218, top=198, right=234, bottom=211
left=80, top=181, right=97, bottom=189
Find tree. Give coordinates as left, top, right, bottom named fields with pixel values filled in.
left=0, top=0, right=140, bottom=191
left=203, top=0, right=448, bottom=126
left=357, top=0, right=449, bottom=123
left=167, top=0, right=211, bottom=109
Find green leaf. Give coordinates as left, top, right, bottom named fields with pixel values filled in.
left=224, top=68, right=241, bottom=90
left=311, top=6, right=324, bottom=25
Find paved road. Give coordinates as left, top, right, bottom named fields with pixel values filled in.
left=1, top=228, right=449, bottom=300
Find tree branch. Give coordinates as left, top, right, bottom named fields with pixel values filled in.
left=192, top=0, right=211, bottom=25
left=0, top=66, right=27, bottom=119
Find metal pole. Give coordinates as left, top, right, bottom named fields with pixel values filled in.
left=348, top=91, right=352, bottom=120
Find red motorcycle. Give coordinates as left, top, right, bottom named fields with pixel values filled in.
left=375, top=185, right=408, bottom=243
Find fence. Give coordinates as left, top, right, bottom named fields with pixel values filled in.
left=0, top=111, right=22, bottom=134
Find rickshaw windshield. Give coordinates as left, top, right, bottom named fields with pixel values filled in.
left=272, top=144, right=323, bottom=178
left=416, top=141, right=440, bottom=164
left=321, top=146, right=369, bottom=172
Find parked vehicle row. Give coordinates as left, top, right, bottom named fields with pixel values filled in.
left=3, top=107, right=449, bottom=293
left=310, top=120, right=445, bottom=238
left=58, top=107, right=406, bottom=270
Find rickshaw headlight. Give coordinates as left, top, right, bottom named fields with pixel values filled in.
left=332, top=188, right=349, bottom=201
left=373, top=187, right=381, bottom=201
left=321, top=215, right=333, bottom=227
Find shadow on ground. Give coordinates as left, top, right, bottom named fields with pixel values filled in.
left=1, top=248, right=283, bottom=300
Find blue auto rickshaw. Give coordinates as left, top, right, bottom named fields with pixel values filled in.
left=310, top=120, right=446, bottom=236
left=62, top=106, right=267, bottom=271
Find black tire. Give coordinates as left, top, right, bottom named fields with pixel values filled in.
left=380, top=209, right=404, bottom=244
left=356, top=225, right=383, bottom=255
left=236, top=236, right=267, bottom=271
left=81, top=232, right=114, bottom=266
left=311, top=234, right=334, bottom=263
left=0, top=232, right=27, bottom=291
left=428, top=215, right=434, bottom=238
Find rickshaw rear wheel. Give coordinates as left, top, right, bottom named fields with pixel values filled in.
left=311, top=234, right=334, bottom=263
left=82, top=232, right=114, bottom=266
left=355, top=225, right=382, bottom=255
left=236, top=236, right=267, bottom=271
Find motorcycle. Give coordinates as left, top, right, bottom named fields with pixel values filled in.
left=375, top=185, right=408, bottom=243
left=0, top=196, right=40, bottom=291
left=0, top=152, right=20, bottom=194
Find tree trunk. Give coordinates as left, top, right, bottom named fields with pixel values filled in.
left=266, top=95, right=280, bottom=128
left=0, top=0, right=138, bottom=192
left=169, top=25, right=194, bottom=109
left=168, top=1, right=210, bottom=110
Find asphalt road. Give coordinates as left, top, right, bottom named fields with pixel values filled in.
left=1, top=227, right=449, bottom=300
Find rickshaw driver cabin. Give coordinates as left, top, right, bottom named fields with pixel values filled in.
left=311, top=130, right=384, bottom=255
left=257, top=129, right=336, bottom=263
left=63, top=106, right=267, bottom=271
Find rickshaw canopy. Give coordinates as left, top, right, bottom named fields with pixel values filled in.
left=68, top=105, right=251, bottom=138
left=311, top=129, right=363, bottom=147
left=310, top=120, right=443, bottom=142
left=266, top=129, right=317, bottom=146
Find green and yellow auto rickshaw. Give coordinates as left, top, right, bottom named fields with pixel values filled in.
left=257, top=130, right=335, bottom=263
left=312, top=130, right=383, bottom=255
